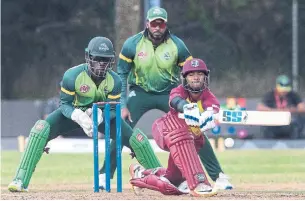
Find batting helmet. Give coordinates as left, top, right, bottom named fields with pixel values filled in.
left=85, top=36, right=115, bottom=78
left=182, top=58, right=210, bottom=93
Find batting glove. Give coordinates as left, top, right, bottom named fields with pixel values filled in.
left=199, top=107, right=216, bottom=132
left=183, top=103, right=201, bottom=126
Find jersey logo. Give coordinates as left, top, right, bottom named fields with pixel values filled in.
left=99, top=43, right=109, bottom=51
left=164, top=52, right=171, bottom=60
left=79, top=84, right=90, bottom=93
left=191, top=59, right=200, bottom=67
left=137, top=51, right=147, bottom=59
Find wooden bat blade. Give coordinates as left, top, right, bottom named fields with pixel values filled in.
left=218, top=110, right=291, bottom=126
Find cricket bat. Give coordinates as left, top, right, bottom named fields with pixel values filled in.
left=178, top=110, right=291, bottom=126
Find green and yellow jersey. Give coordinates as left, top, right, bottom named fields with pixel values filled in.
left=117, top=29, right=192, bottom=107
left=60, top=63, right=121, bottom=118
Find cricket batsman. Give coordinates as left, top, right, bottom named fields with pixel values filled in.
left=8, top=36, right=159, bottom=192
left=107, top=6, right=233, bottom=190
left=129, top=58, right=222, bottom=197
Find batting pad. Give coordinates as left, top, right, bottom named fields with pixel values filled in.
left=15, top=120, right=50, bottom=188
left=129, top=128, right=162, bottom=169
left=161, top=113, right=209, bottom=190
left=169, top=138, right=207, bottom=190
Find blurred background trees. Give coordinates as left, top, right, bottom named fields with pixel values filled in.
left=2, top=0, right=304, bottom=99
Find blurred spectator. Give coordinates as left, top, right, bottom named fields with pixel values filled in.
left=257, top=75, right=305, bottom=139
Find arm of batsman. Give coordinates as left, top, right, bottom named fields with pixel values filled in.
left=71, top=108, right=94, bottom=137
left=85, top=108, right=103, bottom=125
left=199, top=107, right=216, bottom=132
left=183, top=103, right=201, bottom=126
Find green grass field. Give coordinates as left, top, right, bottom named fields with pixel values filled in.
left=2, top=150, right=305, bottom=187
left=2, top=150, right=305, bottom=200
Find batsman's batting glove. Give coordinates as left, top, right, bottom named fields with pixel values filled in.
left=183, top=103, right=201, bottom=126
left=71, top=108, right=93, bottom=137
left=85, top=108, right=103, bottom=125
left=199, top=107, right=216, bottom=132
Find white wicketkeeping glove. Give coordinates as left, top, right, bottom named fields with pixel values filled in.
left=183, top=103, right=201, bottom=126
left=199, top=107, right=216, bottom=132
left=85, top=108, right=103, bottom=125
left=71, top=109, right=93, bottom=137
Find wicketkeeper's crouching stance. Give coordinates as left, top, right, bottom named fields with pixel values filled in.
left=7, top=36, right=161, bottom=192
left=129, top=58, right=221, bottom=197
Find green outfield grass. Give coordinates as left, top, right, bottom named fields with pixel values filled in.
left=2, top=150, right=305, bottom=187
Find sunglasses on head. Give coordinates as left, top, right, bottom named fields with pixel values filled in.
left=149, top=20, right=167, bottom=29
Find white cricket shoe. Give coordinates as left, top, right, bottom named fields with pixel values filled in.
left=215, top=172, right=233, bottom=190
left=129, top=164, right=144, bottom=195
left=191, top=183, right=217, bottom=197
left=177, top=180, right=190, bottom=194
left=8, top=179, right=28, bottom=192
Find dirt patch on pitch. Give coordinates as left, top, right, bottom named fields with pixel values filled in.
left=1, top=183, right=305, bottom=200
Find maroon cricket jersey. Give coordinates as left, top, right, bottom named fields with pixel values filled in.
left=169, top=85, right=220, bottom=113
left=169, top=85, right=220, bottom=136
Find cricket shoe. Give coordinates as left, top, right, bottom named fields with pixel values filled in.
left=190, top=183, right=217, bottom=197
left=8, top=179, right=28, bottom=192
left=177, top=181, right=190, bottom=194
left=129, top=164, right=144, bottom=195
left=215, top=172, right=233, bottom=190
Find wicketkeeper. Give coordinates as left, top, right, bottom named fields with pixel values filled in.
left=129, top=58, right=224, bottom=197
left=8, top=36, right=160, bottom=192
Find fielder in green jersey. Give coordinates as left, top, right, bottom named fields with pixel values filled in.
left=111, top=7, right=233, bottom=190
left=8, top=36, right=160, bottom=192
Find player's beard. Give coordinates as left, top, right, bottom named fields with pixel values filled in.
left=148, top=28, right=166, bottom=42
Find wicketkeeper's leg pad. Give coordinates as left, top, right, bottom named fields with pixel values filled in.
left=14, top=120, right=50, bottom=188
left=129, top=128, right=162, bottom=169
left=160, top=113, right=210, bottom=190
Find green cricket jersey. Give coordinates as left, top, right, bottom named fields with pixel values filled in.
left=117, top=29, right=192, bottom=107
left=60, top=63, right=121, bottom=118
